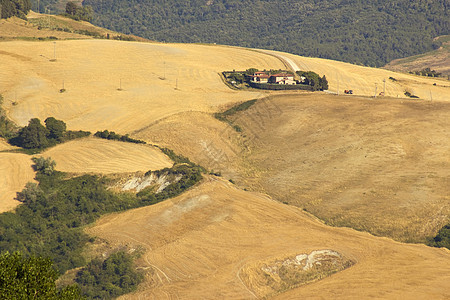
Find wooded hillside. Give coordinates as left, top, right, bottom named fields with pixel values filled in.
left=80, top=0, right=449, bottom=67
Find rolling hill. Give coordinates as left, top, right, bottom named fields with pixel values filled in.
left=87, top=178, right=450, bottom=299
left=83, top=0, right=449, bottom=67
left=1, top=15, right=450, bottom=298
left=384, top=35, right=450, bottom=78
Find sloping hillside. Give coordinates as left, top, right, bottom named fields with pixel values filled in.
left=87, top=178, right=450, bottom=299
left=384, top=35, right=450, bottom=78
left=39, top=137, right=173, bottom=174
left=1, top=39, right=448, bottom=136
left=84, top=0, right=449, bottom=67
left=0, top=11, right=145, bottom=40
left=135, top=94, right=450, bottom=243
left=1, top=36, right=450, bottom=298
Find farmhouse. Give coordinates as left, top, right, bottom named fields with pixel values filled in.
left=269, top=73, right=296, bottom=85
left=251, top=72, right=270, bottom=83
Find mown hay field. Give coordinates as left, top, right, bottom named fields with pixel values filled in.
left=39, top=137, right=173, bottom=174
left=134, top=94, right=450, bottom=242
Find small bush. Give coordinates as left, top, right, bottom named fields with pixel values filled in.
left=94, top=130, right=146, bottom=144
left=32, top=157, right=56, bottom=175
left=75, top=251, right=142, bottom=299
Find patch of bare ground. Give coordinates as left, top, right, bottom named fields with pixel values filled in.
left=86, top=178, right=450, bottom=299
left=135, top=94, right=450, bottom=242
left=0, top=152, right=35, bottom=213
left=38, top=137, right=172, bottom=174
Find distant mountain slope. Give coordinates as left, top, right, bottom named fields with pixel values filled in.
left=81, top=0, right=449, bottom=67
left=384, top=35, right=450, bottom=78
left=0, top=11, right=148, bottom=41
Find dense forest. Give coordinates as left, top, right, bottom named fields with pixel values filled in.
left=78, top=0, right=449, bottom=67
left=0, top=0, right=31, bottom=19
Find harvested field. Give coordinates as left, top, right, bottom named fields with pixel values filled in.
left=87, top=178, right=450, bottom=299
left=0, top=138, right=18, bottom=151
left=267, top=50, right=450, bottom=101
left=39, top=137, right=172, bottom=174
left=0, top=153, right=35, bottom=213
left=0, top=40, right=281, bottom=133
left=1, top=38, right=448, bottom=137
left=232, top=94, right=450, bottom=242
left=135, top=94, right=450, bottom=242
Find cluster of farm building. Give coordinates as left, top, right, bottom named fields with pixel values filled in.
left=249, top=71, right=305, bottom=85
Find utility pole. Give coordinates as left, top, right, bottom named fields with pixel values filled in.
left=383, top=78, right=386, bottom=96
left=337, top=76, right=340, bottom=96
left=374, top=83, right=378, bottom=98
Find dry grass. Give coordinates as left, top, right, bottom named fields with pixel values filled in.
left=134, top=94, right=450, bottom=242
left=0, top=152, right=35, bottom=213
left=1, top=36, right=450, bottom=298
left=267, top=49, right=450, bottom=101
left=38, top=137, right=173, bottom=174
left=0, top=138, right=18, bottom=151
left=86, top=178, right=450, bottom=299
left=0, top=40, right=282, bottom=133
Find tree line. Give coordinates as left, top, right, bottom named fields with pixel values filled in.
left=0, top=0, right=31, bottom=19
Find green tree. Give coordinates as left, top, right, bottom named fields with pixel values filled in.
left=320, top=75, right=329, bottom=90
left=32, top=156, right=56, bottom=175
left=65, top=1, right=78, bottom=16
left=15, top=118, right=49, bottom=149
left=0, top=251, right=83, bottom=299
left=76, top=251, right=142, bottom=299
left=45, top=117, right=66, bottom=141
left=0, top=0, right=31, bottom=19
left=16, top=182, right=43, bottom=204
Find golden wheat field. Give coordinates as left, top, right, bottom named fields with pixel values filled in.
left=87, top=178, right=450, bottom=299
left=38, top=137, right=173, bottom=174
left=0, top=152, right=35, bottom=213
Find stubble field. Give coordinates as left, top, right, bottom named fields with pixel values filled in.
left=87, top=178, right=450, bottom=299
left=38, top=137, right=173, bottom=174
left=1, top=34, right=450, bottom=299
